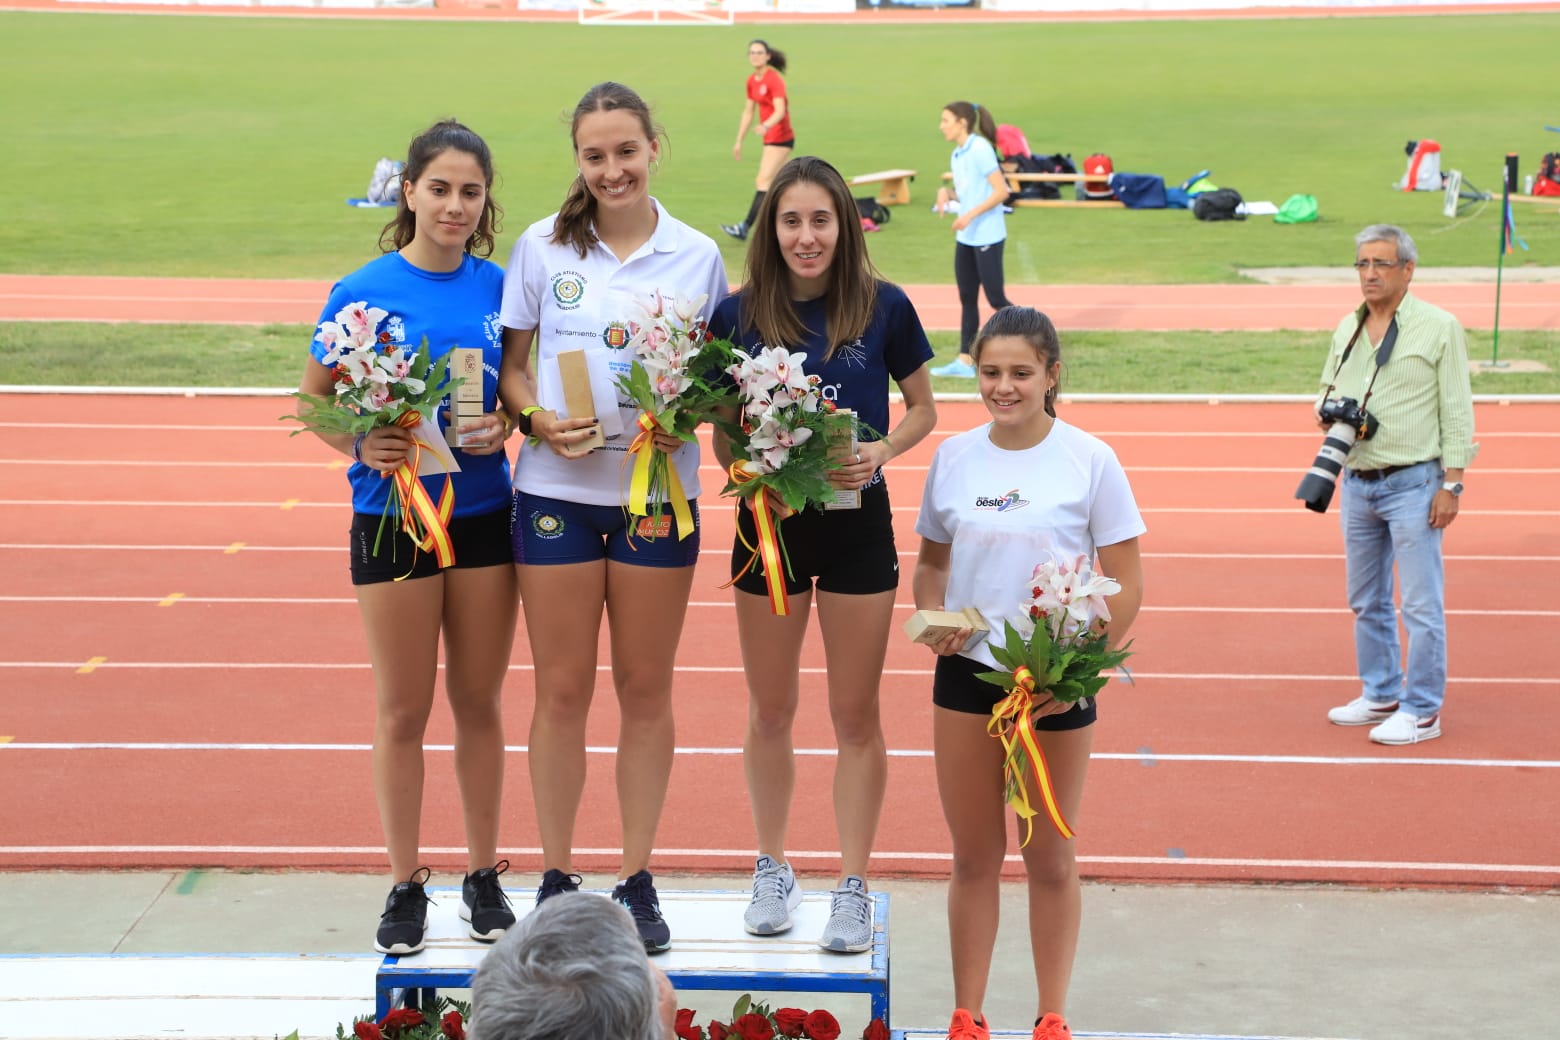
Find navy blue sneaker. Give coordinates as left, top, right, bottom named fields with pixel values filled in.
left=613, top=869, right=671, bottom=953
left=536, top=867, right=582, bottom=905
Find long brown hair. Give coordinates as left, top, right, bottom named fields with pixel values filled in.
left=737, top=155, right=879, bottom=361
left=378, top=119, right=502, bottom=258
left=552, top=82, right=665, bottom=259
left=972, top=306, right=1062, bottom=418
left=943, top=100, right=1000, bottom=154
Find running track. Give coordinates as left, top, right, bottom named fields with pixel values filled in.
left=2, top=393, right=1557, bottom=891
left=2, top=273, right=1558, bottom=331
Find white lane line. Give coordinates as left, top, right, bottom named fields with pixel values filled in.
left=0, top=844, right=1553, bottom=877
left=4, top=595, right=1558, bottom=617
left=3, top=742, right=1557, bottom=769
left=0, top=661, right=1554, bottom=684
left=3, top=544, right=1557, bottom=564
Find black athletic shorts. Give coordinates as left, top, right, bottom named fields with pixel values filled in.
left=729, top=477, right=898, bottom=597
left=933, top=650, right=1099, bottom=729
left=349, top=505, right=512, bottom=586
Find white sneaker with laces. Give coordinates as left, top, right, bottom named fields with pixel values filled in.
left=743, top=855, right=801, bottom=935
left=1327, top=696, right=1399, bottom=726
left=1369, top=709, right=1441, bottom=745
left=817, top=875, right=873, bottom=953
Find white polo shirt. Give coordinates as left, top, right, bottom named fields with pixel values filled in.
left=914, top=420, right=1146, bottom=670
left=500, top=199, right=730, bottom=506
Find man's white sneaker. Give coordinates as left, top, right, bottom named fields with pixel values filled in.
left=1369, top=709, right=1441, bottom=745
left=743, top=855, right=801, bottom=935
left=1327, top=696, right=1399, bottom=726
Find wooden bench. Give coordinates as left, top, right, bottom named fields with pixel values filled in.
left=849, top=168, right=917, bottom=206
left=378, top=888, right=891, bottom=1025
left=941, top=171, right=1126, bottom=209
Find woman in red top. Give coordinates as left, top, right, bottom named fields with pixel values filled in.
left=721, top=39, right=793, bottom=243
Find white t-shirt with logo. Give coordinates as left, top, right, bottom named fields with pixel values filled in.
left=499, top=199, right=730, bottom=505
left=914, top=419, right=1146, bottom=669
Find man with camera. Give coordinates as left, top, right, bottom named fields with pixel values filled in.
left=1309, top=225, right=1476, bottom=746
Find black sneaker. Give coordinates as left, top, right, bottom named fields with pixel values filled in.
left=613, top=869, right=671, bottom=954
left=536, top=867, right=582, bottom=905
left=461, top=859, right=516, bottom=942
left=720, top=221, right=748, bottom=242
left=374, top=867, right=432, bottom=956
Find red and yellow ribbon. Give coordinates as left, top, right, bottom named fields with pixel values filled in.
left=986, top=665, right=1075, bottom=845
left=722, top=462, right=796, bottom=615
left=388, top=410, right=455, bottom=578
left=626, top=412, right=695, bottom=541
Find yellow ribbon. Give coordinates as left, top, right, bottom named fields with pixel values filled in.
left=721, top=462, right=795, bottom=616
left=387, top=410, right=455, bottom=578
left=626, top=412, right=695, bottom=541
left=986, top=665, right=1075, bottom=845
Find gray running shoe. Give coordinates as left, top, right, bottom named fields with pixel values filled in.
left=743, top=855, right=801, bottom=935
left=817, top=874, right=872, bottom=953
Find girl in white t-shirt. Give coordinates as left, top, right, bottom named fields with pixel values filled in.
left=912, top=306, right=1145, bottom=1040
left=495, top=82, right=728, bottom=955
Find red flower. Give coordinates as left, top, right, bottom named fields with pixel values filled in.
left=709, top=1022, right=730, bottom=1040
left=440, top=1010, right=466, bottom=1040
left=772, top=1008, right=808, bottom=1037
left=733, top=1012, right=776, bottom=1040
left=675, top=1008, right=704, bottom=1040
left=353, top=1023, right=384, bottom=1040
left=803, top=1010, right=840, bottom=1040
left=861, top=1019, right=890, bottom=1040
left=378, top=1008, right=426, bottom=1037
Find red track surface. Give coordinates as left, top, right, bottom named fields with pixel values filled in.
left=2, top=394, right=1557, bottom=890
left=2, top=273, right=1558, bottom=331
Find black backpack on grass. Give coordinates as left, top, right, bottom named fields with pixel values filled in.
left=1193, top=188, right=1245, bottom=221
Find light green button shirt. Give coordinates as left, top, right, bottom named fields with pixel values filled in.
left=1316, top=292, right=1478, bottom=471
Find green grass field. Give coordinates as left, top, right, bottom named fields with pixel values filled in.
left=2, top=9, right=1558, bottom=286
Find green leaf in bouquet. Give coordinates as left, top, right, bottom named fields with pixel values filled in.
left=1003, top=622, right=1030, bottom=673
left=1048, top=679, right=1087, bottom=704
left=974, top=668, right=1015, bottom=690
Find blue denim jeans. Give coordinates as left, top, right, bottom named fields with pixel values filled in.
left=1339, top=459, right=1446, bottom=716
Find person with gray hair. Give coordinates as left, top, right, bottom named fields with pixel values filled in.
left=1314, top=223, right=1476, bottom=746
left=467, top=892, right=673, bottom=1040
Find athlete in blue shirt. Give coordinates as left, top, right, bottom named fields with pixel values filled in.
left=296, top=120, right=518, bottom=957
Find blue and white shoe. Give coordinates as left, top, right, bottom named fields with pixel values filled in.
left=931, top=359, right=976, bottom=378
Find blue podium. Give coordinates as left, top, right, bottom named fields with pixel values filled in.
left=378, top=888, right=890, bottom=1026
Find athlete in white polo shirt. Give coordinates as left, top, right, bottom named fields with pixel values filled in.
left=496, top=82, right=728, bottom=955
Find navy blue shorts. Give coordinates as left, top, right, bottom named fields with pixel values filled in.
left=729, top=478, right=898, bottom=597
left=933, top=650, right=1099, bottom=728
left=512, top=490, right=701, bottom=568
left=349, top=505, right=513, bottom=586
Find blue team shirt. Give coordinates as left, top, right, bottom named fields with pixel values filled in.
left=709, top=281, right=933, bottom=460
left=309, top=252, right=511, bottom=518
left=950, top=134, right=1006, bottom=248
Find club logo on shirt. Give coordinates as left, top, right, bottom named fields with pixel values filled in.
left=974, top=489, right=1030, bottom=512
left=551, top=271, right=586, bottom=311
left=384, top=315, right=407, bottom=344
left=531, top=512, right=566, bottom=540
left=602, top=321, right=630, bottom=350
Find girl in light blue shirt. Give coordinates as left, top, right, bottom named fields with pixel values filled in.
left=933, top=101, right=1015, bottom=378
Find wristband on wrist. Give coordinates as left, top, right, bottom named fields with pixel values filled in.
left=497, top=410, right=514, bottom=437
left=352, top=433, right=366, bottom=462
left=517, top=405, right=545, bottom=437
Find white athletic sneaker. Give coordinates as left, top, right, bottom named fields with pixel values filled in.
left=1327, top=696, right=1399, bottom=727
left=743, top=855, right=801, bottom=935
left=1369, top=709, right=1441, bottom=745
left=817, top=875, right=872, bottom=953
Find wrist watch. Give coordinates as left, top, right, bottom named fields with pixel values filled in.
left=1442, top=481, right=1463, bottom=496
left=516, top=405, right=545, bottom=437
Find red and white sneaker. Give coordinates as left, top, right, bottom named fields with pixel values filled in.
left=1033, top=1012, right=1072, bottom=1040
left=947, top=1009, right=990, bottom=1040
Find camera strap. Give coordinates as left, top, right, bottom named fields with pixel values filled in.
left=1324, top=312, right=1399, bottom=405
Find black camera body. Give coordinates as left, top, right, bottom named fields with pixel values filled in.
left=1295, top=397, right=1383, bottom=513
left=1316, top=396, right=1379, bottom=442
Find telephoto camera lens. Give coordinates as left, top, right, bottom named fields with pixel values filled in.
left=1295, top=421, right=1358, bottom=513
